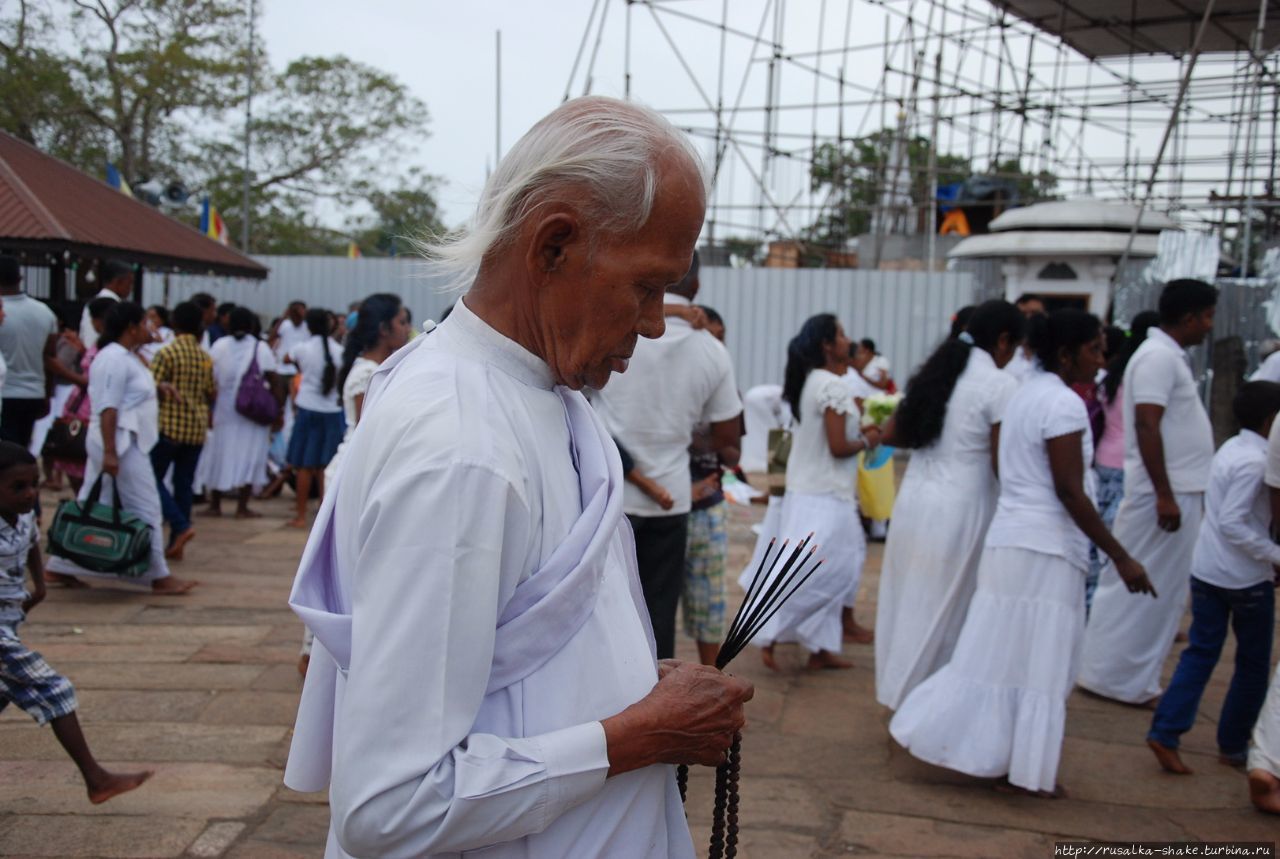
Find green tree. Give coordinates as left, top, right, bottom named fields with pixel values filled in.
left=808, top=130, right=970, bottom=247
left=989, top=158, right=1059, bottom=203
left=347, top=168, right=446, bottom=256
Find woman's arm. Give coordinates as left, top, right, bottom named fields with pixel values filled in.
left=823, top=409, right=879, bottom=459
left=1046, top=432, right=1154, bottom=596
left=100, top=408, right=120, bottom=476
left=989, top=423, right=1002, bottom=478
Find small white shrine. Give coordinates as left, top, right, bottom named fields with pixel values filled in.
left=949, top=200, right=1179, bottom=313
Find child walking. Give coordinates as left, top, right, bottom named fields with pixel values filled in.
left=0, top=441, right=151, bottom=802
left=1147, top=381, right=1280, bottom=774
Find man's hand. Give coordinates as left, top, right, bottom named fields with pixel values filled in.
left=1116, top=555, right=1157, bottom=598
left=691, top=474, right=721, bottom=504
left=156, top=382, right=182, bottom=403
left=1155, top=493, right=1181, bottom=532
left=602, top=661, right=753, bottom=774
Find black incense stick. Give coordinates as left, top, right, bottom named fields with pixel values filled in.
left=680, top=531, right=827, bottom=859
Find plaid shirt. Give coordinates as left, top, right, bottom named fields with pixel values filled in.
left=150, top=334, right=214, bottom=446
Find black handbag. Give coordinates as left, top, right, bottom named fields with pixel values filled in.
left=47, top=475, right=152, bottom=577
left=41, top=388, right=88, bottom=461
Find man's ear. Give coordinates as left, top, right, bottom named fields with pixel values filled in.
left=527, top=212, right=580, bottom=277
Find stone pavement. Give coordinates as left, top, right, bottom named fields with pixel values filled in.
left=0, top=487, right=1274, bottom=858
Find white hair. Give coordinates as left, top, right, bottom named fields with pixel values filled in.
left=418, top=96, right=705, bottom=292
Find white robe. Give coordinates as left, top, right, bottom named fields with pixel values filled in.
left=285, top=298, right=693, bottom=859
left=1249, top=662, right=1280, bottom=777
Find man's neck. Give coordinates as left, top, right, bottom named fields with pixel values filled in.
left=465, top=270, right=547, bottom=365
left=0, top=287, right=19, bottom=297
left=1160, top=324, right=1192, bottom=349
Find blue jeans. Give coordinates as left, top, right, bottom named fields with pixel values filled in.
left=1086, top=465, right=1125, bottom=615
left=150, top=436, right=202, bottom=540
left=1148, top=576, right=1275, bottom=757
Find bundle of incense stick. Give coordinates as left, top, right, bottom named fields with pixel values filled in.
left=678, top=533, right=824, bottom=859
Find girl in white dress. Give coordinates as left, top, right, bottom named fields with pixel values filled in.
left=748, top=313, right=880, bottom=671
left=202, top=308, right=281, bottom=517
left=889, top=309, right=1155, bottom=797
left=285, top=309, right=344, bottom=529
left=45, top=302, right=196, bottom=594
left=875, top=300, right=1025, bottom=710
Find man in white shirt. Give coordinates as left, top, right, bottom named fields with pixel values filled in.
left=1079, top=279, right=1218, bottom=705
left=272, top=301, right=309, bottom=372
left=285, top=96, right=752, bottom=859
left=1249, top=411, right=1280, bottom=813
left=77, top=259, right=133, bottom=349
left=1147, top=381, right=1280, bottom=775
left=0, top=256, right=76, bottom=449
left=595, top=252, right=743, bottom=660
left=1251, top=339, right=1280, bottom=383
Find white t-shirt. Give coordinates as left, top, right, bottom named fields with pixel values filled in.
left=843, top=367, right=877, bottom=403
left=785, top=368, right=862, bottom=501
left=985, top=371, right=1094, bottom=572
left=292, top=336, right=344, bottom=414
left=1122, top=327, right=1214, bottom=496
left=595, top=295, right=741, bottom=516
left=1192, top=430, right=1280, bottom=590
left=1265, top=417, right=1280, bottom=489
left=275, top=317, right=310, bottom=375
left=1004, top=347, right=1038, bottom=385
left=865, top=354, right=891, bottom=385
left=78, top=288, right=119, bottom=350
left=89, top=342, right=159, bottom=455
left=0, top=292, right=58, bottom=398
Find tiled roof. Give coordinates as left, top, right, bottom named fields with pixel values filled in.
left=0, top=130, right=266, bottom=279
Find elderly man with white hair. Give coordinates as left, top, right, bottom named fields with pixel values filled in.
left=285, top=96, right=753, bottom=858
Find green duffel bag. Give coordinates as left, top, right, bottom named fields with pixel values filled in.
left=47, top=475, right=151, bottom=577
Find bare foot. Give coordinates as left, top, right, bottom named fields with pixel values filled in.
left=995, top=779, right=1069, bottom=799
left=1249, top=769, right=1280, bottom=814
left=44, top=571, right=88, bottom=589
left=164, top=528, right=196, bottom=561
left=235, top=508, right=263, bottom=519
left=760, top=645, right=779, bottom=672
left=87, top=769, right=153, bottom=804
left=807, top=650, right=853, bottom=670
left=284, top=517, right=308, bottom=529
left=297, top=654, right=310, bottom=678
left=199, top=506, right=222, bottom=517
left=843, top=621, right=875, bottom=645
left=151, top=577, right=198, bottom=595
left=1147, top=739, right=1193, bottom=774
left=1175, top=630, right=1189, bottom=643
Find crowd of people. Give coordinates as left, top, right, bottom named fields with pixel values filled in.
left=0, top=95, right=1277, bottom=856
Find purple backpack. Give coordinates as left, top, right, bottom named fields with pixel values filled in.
left=235, top=347, right=280, bottom=426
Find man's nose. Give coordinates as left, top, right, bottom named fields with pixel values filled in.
left=636, top=300, right=666, bottom=340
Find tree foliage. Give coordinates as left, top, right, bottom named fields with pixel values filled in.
left=808, top=130, right=1059, bottom=246
left=0, top=0, right=440, bottom=255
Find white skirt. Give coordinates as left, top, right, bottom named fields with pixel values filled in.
left=46, top=439, right=170, bottom=585
left=1077, top=491, right=1202, bottom=704
left=889, top=546, right=1085, bottom=793
left=1249, top=662, right=1280, bottom=777
left=875, top=460, right=999, bottom=710
left=199, top=410, right=272, bottom=493
left=744, top=492, right=864, bottom=654
left=29, top=385, right=77, bottom=456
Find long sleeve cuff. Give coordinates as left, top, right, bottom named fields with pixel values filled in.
left=537, top=721, right=611, bottom=826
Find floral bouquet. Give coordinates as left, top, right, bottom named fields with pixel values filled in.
left=861, top=392, right=902, bottom=428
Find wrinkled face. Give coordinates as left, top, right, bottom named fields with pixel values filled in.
left=0, top=463, right=38, bottom=518
left=536, top=158, right=706, bottom=390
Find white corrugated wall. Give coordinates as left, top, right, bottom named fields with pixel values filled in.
left=164, top=257, right=977, bottom=391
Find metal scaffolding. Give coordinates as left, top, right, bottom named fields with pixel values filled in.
left=564, top=0, right=1280, bottom=272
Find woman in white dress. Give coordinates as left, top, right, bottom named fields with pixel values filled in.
left=747, top=313, right=881, bottom=671
left=202, top=307, right=281, bottom=518
left=890, top=309, right=1155, bottom=797
left=45, top=302, right=196, bottom=594
left=875, top=300, right=1025, bottom=710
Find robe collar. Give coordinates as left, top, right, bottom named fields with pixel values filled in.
left=445, top=296, right=556, bottom=391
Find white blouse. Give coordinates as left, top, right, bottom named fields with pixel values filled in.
left=88, top=342, right=159, bottom=455
left=340, top=357, right=378, bottom=435
left=786, top=368, right=862, bottom=500
left=293, top=336, right=344, bottom=414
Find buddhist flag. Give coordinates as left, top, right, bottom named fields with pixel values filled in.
left=347, top=242, right=362, bottom=259
left=105, top=163, right=133, bottom=197
left=199, top=197, right=229, bottom=245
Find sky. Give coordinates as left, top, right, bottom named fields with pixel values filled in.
left=258, top=1, right=1244, bottom=238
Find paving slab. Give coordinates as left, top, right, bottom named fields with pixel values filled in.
left=0, top=722, right=287, bottom=764
left=0, top=814, right=204, bottom=858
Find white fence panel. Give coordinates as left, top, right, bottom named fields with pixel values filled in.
left=166, top=257, right=977, bottom=393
